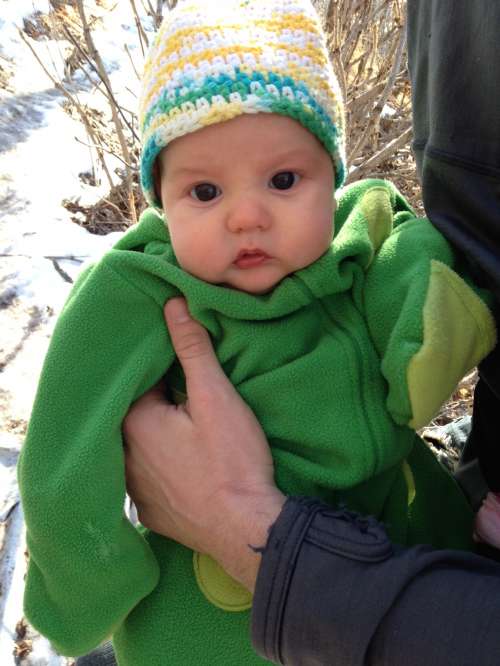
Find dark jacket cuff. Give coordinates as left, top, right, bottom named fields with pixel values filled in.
left=251, top=497, right=392, bottom=665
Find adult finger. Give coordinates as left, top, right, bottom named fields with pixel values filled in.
left=123, top=380, right=170, bottom=436
left=122, top=378, right=176, bottom=452
left=134, top=379, right=168, bottom=407
left=164, top=298, right=228, bottom=394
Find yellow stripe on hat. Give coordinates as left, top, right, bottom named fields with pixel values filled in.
left=148, top=14, right=320, bottom=48
left=141, top=44, right=330, bottom=118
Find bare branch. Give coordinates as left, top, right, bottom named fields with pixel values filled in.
left=347, top=126, right=413, bottom=182
left=76, top=0, right=137, bottom=223
left=129, top=0, right=149, bottom=57
left=60, top=21, right=139, bottom=142
left=17, top=27, right=115, bottom=191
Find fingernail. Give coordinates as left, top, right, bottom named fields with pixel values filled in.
left=167, top=298, right=190, bottom=323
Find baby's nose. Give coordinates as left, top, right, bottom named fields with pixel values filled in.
left=226, top=197, right=272, bottom=233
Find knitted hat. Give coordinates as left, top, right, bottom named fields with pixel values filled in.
left=139, top=0, right=346, bottom=208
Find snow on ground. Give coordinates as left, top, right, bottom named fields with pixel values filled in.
left=0, top=1, right=151, bottom=662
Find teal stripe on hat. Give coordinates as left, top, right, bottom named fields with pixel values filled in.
left=141, top=68, right=345, bottom=207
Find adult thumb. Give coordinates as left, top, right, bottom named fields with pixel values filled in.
left=164, top=298, right=226, bottom=392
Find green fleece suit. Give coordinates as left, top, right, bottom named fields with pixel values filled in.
left=18, top=180, right=496, bottom=665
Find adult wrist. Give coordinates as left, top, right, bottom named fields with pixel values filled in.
left=215, top=488, right=286, bottom=592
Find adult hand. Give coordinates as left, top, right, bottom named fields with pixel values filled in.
left=124, top=298, right=285, bottom=591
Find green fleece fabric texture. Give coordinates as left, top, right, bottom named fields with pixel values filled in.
left=18, top=179, right=496, bottom=664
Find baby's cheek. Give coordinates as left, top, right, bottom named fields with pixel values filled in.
left=171, top=233, right=223, bottom=283
left=176, top=246, right=202, bottom=276
left=168, top=230, right=197, bottom=273
left=299, top=220, right=333, bottom=264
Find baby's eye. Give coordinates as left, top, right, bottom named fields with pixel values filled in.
left=269, top=171, right=300, bottom=190
left=190, top=183, right=221, bottom=202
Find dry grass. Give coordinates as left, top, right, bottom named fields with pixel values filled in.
left=0, top=57, right=14, bottom=92
left=433, top=370, right=477, bottom=428
left=325, top=0, right=422, bottom=211
left=63, top=173, right=143, bottom=233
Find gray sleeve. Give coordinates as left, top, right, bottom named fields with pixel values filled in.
left=407, top=0, right=500, bottom=301
left=251, top=497, right=500, bottom=666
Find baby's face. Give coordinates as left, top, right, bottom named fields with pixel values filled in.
left=156, top=114, right=335, bottom=294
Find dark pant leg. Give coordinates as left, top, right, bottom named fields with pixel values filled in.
left=407, top=0, right=500, bottom=488
left=75, top=642, right=117, bottom=666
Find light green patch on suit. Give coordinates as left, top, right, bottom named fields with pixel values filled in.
left=360, top=186, right=394, bottom=258
left=194, top=553, right=253, bottom=611
left=407, top=260, right=497, bottom=429
left=402, top=460, right=416, bottom=506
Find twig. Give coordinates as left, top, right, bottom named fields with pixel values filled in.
left=76, top=0, right=137, bottom=223
left=156, top=0, right=165, bottom=25
left=372, top=25, right=407, bottom=121
left=102, top=198, right=127, bottom=217
left=74, top=136, right=134, bottom=168
left=129, top=0, right=149, bottom=57
left=347, top=82, right=385, bottom=114
left=347, top=125, right=412, bottom=182
left=60, top=22, right=139, bottom=142
left=124, top=43, right=141, bottom=80
left=17, top=28, right=114, bottom=190
left=125, top=86, right=138, bottom=100
left=347, top=55, right=405, bottom=163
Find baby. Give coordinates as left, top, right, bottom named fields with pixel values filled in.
left=19, top=1, right=497, bottom=664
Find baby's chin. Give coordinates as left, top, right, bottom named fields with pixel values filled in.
left=180, top=260, right=295, bottom=295
left=218, top=271, right=290, bottom=295
left=220, top=281, right=276, bottom=295
left=219, top=267, right=295, bottom=295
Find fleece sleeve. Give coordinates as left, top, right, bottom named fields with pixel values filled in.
left=363, top=217, right=496, bottom=429
left=18, top=257, right=176, bottom=656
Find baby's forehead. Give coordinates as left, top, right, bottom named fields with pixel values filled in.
left=160, top=113, right=328, bottom=163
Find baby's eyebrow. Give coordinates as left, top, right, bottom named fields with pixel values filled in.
left=271, top=148, right=307, bottom=160
left=166, top=147, right=315, bottom=181
left=265, top=147, right=316, bottom=166
left=167, top=165, right=213, bottom=180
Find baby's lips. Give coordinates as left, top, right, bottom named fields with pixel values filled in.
left=233, top=249, right=270, bottom=269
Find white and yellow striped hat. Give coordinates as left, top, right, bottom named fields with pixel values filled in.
left=139, top=0, right=346, bottom=208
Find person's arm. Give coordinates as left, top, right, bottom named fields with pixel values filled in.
left=253, top=496, right=500, bottom=666
left=125, top=299, right=500, bottom=666
left=407, top=0, right=500, bottom=492
left=124, top=298, right=286, bottom=591
left=18, top=258, right=176, bottom=656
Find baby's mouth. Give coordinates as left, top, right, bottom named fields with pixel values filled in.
left=234, top=249, right=270, bottom=269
